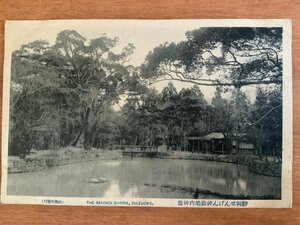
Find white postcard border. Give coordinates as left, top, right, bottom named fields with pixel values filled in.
left=1, top=19, right=293, bottom=208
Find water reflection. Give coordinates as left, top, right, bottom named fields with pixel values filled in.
left=7, top=158, right=281, bottom=199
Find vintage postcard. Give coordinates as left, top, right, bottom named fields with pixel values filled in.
left=1, top=19, right=292, bottom=208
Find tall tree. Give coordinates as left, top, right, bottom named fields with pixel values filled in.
left=211, top=87, right=230, bottom=132
left=248, top=86, right=282, bottom=160
left=50, top=30, right=135, bottom=149
left=9, top=40, right=69, bottom=155
left=141, top=27, right=282, bottom=88
left=9, top=30, right=137, bottom=154
left=159, top=84, right=208, bottom=150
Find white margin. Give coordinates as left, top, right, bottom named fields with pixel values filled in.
left=0, top=19, right=293, bottom=208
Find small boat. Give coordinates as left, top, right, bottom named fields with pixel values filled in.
left=89, top=177, right=108, bottom=183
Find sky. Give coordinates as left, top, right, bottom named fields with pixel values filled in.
left=5, top=20, right=258, bottom=106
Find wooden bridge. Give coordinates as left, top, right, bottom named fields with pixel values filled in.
left=113, top=145, right=158, bottom=151
left=121, top=151, right=158, bottom=158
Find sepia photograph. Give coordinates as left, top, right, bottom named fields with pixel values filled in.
left=1, top=19, right=292, bottom=207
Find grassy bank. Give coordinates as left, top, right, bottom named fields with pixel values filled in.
left=156, top=151, right=281, bottom=177
left=7, top=148, right=281, bottom=177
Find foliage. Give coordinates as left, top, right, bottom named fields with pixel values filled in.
left=9, top=30, right=138, bottom=155
left=141, top=27, right=282, bottom=88
left=247, top=86, right=282, bottom=160
left=9, top=28, right=283, bottom=160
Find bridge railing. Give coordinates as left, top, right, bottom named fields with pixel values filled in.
left=113, top=145, right=157, bottom=151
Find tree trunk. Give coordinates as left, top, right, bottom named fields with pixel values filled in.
left=68, top=125, right=73, bottom=146
left=71, top=128, right=82, bottom=147
left=71, top=107, right=91, bottom=148
left=258, top=124, right=264, bottom=160
left=258, top=144, right=263, bottom=160
left=83, top=128, right=91, bottom=150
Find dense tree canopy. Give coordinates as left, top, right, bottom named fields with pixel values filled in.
left=9, top=30, right=143, bottom=155
left=141, top=27, right=282, bottom=88
left=9, top=27, right=283, bottom=161
left=139, top=27, right=282, bottom=156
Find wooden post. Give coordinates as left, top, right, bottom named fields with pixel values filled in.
left=222, top=140, right=224, bottom=155
left=192, top=140, right=194, bottom=153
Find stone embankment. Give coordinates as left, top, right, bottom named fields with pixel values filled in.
left=7, top=148, right=281, bottom=177
left=7, top=148, right=122, bottom=174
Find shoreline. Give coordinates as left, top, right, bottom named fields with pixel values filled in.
left=156, top=151, right=282, bottom=177
left=7, top=148, right=122, bottom=174
left=7, top=148, right=281, bottom=177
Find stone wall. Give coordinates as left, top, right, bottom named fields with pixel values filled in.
left=7, top=148, right=281, bottom=177
left=7, top=148, right=122, bottom=174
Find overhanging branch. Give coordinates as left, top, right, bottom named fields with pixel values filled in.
left=148, top=76, right=282, bottom=87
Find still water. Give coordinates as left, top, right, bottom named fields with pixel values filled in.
left=7, top=158, right=281, bottom=199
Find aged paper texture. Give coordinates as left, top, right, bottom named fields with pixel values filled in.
left=1, top=19, right=292, bottom=207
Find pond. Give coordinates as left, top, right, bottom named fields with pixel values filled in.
left=7, top=158, right=281, bottom=199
